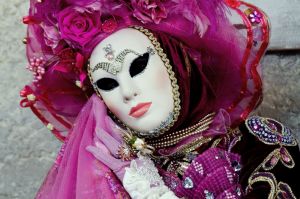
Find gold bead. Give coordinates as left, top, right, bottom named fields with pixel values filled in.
left=22, top=37, right=28, bottom=44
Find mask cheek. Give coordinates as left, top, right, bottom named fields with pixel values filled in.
left=107, top=103, right=123, bottom=118
left=156, top=71, right=170, bottom=90
left=101, top=91, right=126, bottom=119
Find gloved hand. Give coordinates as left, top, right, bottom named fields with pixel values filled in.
left=176, top=147, right=243, bottom=199
left=86, top=116, right=132, bottom=181
left=86, top=116, right=179, bottom=199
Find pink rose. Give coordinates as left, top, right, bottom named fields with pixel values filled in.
left=131, top=0, right=168, bottom=24
left=58, top=4, right=102, bottom=47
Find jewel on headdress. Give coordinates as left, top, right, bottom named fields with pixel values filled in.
left=47, top=123, right=54, bottom=131
left=22, top=37, right=28, bottom=44
left=103, top=44, right=115, bottom=61
left=26, top=94, right=36, bottom=101
left=75, top=80, right=83, bottom=88
left=247, top=10, right=262, bottom=24
left=102, top=18, right=118, bottom=33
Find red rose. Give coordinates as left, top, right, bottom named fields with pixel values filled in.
left=58, top=3, right=102, bottom=47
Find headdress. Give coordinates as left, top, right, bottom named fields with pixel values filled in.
left=21, top=0, right=270, bottom=141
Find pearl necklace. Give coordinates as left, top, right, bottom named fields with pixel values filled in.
left=147, top=113, right=215, bottom=149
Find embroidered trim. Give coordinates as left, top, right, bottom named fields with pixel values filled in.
left=246, top=146, right=296, bottom=198
left=245, top=116, right=297, bottom=146
left=261, top=147, right=295, bottom=171
left=247, top=172, right=277, bottom=199
left=247, top=173, right=297, bottom=199
left=277, top=181, right=297, bottom=199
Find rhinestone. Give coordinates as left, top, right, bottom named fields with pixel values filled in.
left=170, top=181, right=178, bottom=190
left=204, top=190, right=214, bottom=199
left=183, top=177, right=193, bottom=189
left=236, top=187, right=242, bottom=196
left=232, top=161, right=242, bottom=172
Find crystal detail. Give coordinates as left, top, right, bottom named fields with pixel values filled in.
left=147, top=46, right=156, bottom=55
left=231, top=161, right=242, bottom=172
left=183, top=177, right=194, bottom=189
left=236, top=187, right=242, bottom=196
left=246, top=116, right=297, bottom=146
left=148, top=111, right=174, bottom=135
left=192, top=161, right=204, bottom=175
left=103, top=44, right=115, bottom=61
left=204, top=190, right=214, bottom=199
left=170, top=181, right=178, bottom=190
left=186, top=152, right=198, bottom=162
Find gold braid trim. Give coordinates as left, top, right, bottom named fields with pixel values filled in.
left=247, top=147, right=296, bottom=198
left=132, top=26, right=181, bottom=138
left=247, top=172, right=277, bottom=199
left=247, top=173, right=297, bottom=199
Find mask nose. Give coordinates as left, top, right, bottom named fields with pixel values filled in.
left=123, top=92, right=138, bottom=103
left=119, top=77, right=139, bottom=103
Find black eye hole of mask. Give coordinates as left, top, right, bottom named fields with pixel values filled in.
left=95, top=52, right=149, bottom=91
left=129, top=52, right=150, bottom=77
left=96, top=78, right=119, bottom=91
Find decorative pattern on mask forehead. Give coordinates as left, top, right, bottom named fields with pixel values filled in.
left=91, top=45, right=156, bottom=75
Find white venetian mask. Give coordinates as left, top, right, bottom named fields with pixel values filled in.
left=89, top=27, right=180, bottom=136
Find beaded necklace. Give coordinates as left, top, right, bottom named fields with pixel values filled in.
left=147, top=113, right=215, bottom=149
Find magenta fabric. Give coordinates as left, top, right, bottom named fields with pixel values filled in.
left=35, top=94, right=130, bottom=199
left=175, top=148, right=241, bottom=198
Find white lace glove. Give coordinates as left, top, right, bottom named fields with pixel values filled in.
left=123, top=155, right=178, bottom=199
